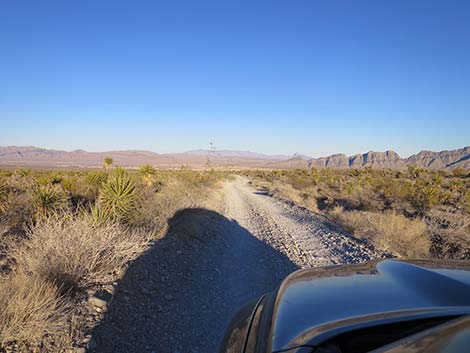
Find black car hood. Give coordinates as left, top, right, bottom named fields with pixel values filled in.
left=269, top=260, right=470, bottom=352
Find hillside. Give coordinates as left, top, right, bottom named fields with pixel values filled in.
left=301, top=148, right=470, bottom=170
left=0, top=146, right=293, bottom=168
left=405, top=146, right=470, bottom=170
left=0, top=145, right=469, bottom=170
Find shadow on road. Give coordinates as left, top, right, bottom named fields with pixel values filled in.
left=90, top=208, right=299, bottom=353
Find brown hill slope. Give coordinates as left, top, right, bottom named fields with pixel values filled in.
left=0, top=146, right=291, bottom=168
left=305, top=147, right=470, bottom=170
left=405, top=146, right=470, bottom=170
left=1, top=146, right=469, bottom=170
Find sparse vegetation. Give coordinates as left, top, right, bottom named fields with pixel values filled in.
left=99, top=168, right=139, bottom=222
left=15, top=215, right=148, bottom=292
left=1, top=164, right=468, bottom=350
left=103, top=157, right=113, bottom=172
left=329, top=207, right=429, bottom=258
left=31, top=184, right=69, bottom=219
left=139, top=164, right=156, bottom=186
left=246, top=167, right=470, bottom=259
left=0, top=167, right=226, bottom=351
left=0, top=271, right=70, bottom=349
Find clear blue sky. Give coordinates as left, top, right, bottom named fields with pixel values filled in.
left=1, top=0, right=469, bottom=157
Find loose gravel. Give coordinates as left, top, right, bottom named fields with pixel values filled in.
left=89, top=177, right=382, bottom=353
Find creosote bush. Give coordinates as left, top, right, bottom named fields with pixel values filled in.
left=329, top=207, right=429, bottom=258
left=15, top=215, right=149, bottom=292
left=0, top=271, right=69, bottom=348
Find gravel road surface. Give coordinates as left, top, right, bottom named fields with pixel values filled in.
left=90, top=177, right=381, bottom=353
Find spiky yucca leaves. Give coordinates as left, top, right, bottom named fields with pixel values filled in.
left=99, top=168, right=139, bottom=222
left=0, top=181, right=8, bottom=213
left=84, top=171, right=107, bottom=201
left=31, top=184, right=69, bottom=218
left=8, top=168, right=35, bottom=191
left=81, top=203, right=111, bottom=225
left=103, top=157, right=113, bottom=172
left=139, top=165, right=156, bottom=187
left=85, top=171, right=107, bottom=187
left=17, top=169, right=31, bottom=178
left=59, top=177, right=77, bottom=193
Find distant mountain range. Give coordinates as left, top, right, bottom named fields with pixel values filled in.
left=0, top=145, right=469, bottom=170
left=0, top=146, right=308, bottom=169
left=271, top=146, right=470, bottom=170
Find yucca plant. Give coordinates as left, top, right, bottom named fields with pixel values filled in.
left=35, top=175, right=53, bottom=186
left=60, top=177, right=77, bottom=193
left=80, top=203, right=111, bottom=225
left=139, top=165, right=156, bottom=187
left=99, top=168, right=139, bottom=222
left=9, top=168, right=35, bottom=191
left=84, top=171, right=108, bottom=201
left=103, top=157, right=113, bottom=172
left=17, top=168, right=31, bottom=178
left=31, top=184, right=68, bottom=218
left=86, top=171, right=107, bottom=187
left=0, top=181, right=8, bottom=213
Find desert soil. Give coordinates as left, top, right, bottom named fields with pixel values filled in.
left=89, top=177, right=382, bottom=353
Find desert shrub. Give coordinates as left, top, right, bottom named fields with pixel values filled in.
left=0, top=181, right=7, bottom=214
left=0, top=271, right=69, bottom=348
left=83, top=203, right=111, bottom=225
left=452, top=168, right=468, bottom=178
left=0, top=192, right=35, bottom=231
left=31, top=184, right=69, bottom=218
left=84, top=171, right=108, bottom=201
left=14, top=215, right=148, bottom=292
left=407, top=165, right=428, bottom=179
left=462, top=191, right=470, bottom=212
left=59, top=176, right=77, bottom=193
left=285, top=171, right=315, bottom=191
left=8, top=169, right=35, bottom=192
left=329, top=207, right=429, bottom=258
left=99, top=168, right=139, bottom=222
left=427, top=209, right=470, bottom=259
left=34, top=174, right=61, bottom=186
left=104, top=157, right=113, bottom=172
left=409, top=180, right=440, bottom=212
left=309, top=168, right=322, bottom=185
left=373, top=178, right=410, bottom=204
left=139, top=165, right=157, bottom=186
left=85, top=171, right=107, bottom=188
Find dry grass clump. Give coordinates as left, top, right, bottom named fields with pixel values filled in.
left=15, top=215, right=149, bottom=292
left=0, top=271, right=69, bottom=348
left=0, top=166, right=225, bottom=351
left=427, top=209, right=470, bottom=259
left=329, top=206, right=429, bottom=258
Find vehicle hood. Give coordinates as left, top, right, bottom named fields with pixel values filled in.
left=269, top=259, right=470, bottom=351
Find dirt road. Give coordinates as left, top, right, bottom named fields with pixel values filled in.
left=91, top=177, right=380, bottom=353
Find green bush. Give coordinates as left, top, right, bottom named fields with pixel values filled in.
left=31, top=184, right=69, bottom=218
left=99, top=168, right=139, bottom=222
